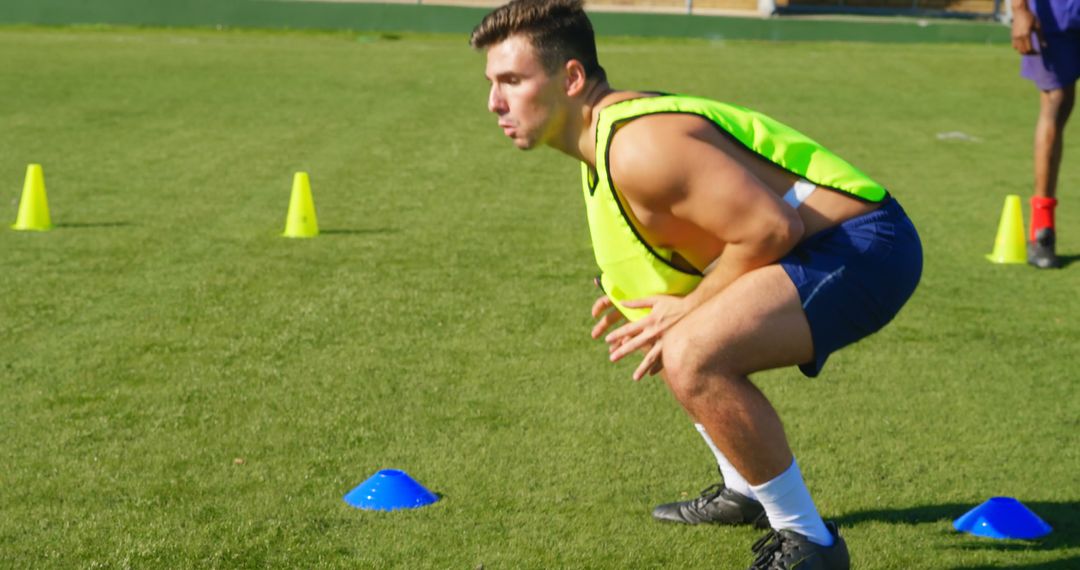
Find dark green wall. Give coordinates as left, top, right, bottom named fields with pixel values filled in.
left=1, top=0, right=1009, bottom=44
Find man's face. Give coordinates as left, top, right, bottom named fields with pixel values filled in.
left=484, top=35, right=568, bottom=150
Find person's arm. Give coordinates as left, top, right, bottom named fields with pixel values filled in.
left=667, top=138, right=804, bottom=314
left=1012, top=0, right=1043, bottom=55
left=600, top=115, right=804, bottom=376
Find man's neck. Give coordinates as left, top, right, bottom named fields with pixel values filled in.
left=547, top=81, right=614, bottom=165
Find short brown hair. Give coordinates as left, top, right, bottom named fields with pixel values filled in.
left=470, top=0, right=606, bottom=82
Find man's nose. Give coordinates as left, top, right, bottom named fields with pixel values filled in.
left=488, top=85, right=506, bottom=114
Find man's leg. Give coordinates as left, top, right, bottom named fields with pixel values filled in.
left=1030, top=84, right=1075, bottom=268
left=650, top=422, right=767, bottom=526
left=661, top=264, right=808, bottom=485
left=1034, top=86, right=1073, bottom=202
left=694, top=422, right=756, bottom=499
left=659, top=264, right=846, bottom=569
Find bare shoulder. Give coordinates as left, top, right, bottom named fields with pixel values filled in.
left=607, top=113, right=728, bottom=208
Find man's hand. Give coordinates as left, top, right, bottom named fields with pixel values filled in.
left=1012, top=3, right=1044, bottom=55
left=589, top=294, right=671, bottom=381
left=590, top=294, right=626, bottom=340
left=604, top=295, right=689, bottom=381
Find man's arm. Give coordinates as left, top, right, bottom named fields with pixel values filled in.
left=609, top=114, right=803, bottom=310
left=1012, top=0, right=1043, bottom=56
left=601, top=114, right=804, bottom=374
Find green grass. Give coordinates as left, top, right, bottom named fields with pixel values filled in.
left=1, top=26, right=1078, bottom=569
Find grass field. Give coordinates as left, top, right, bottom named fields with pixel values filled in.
left=1, top=25, right=1078, bottom=569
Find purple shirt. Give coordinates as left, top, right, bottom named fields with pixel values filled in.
left=1030, top=0, right=1080, bottom=34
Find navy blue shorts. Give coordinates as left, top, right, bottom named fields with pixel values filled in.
left=780, top=198, right=922, bottom=378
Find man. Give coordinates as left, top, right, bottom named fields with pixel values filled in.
left=1012, top=0, right=1078, bottom=268
left=471, top=1, right=922, bottom=568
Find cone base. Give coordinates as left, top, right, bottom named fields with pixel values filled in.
left=985, top=253, right=1025, bottom=264
left=11, top=223, right=52, bottom=232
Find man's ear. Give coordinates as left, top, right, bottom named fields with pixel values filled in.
left=564, top=59, right=587, bottom=96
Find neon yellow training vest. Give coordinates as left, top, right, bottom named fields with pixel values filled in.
left=582, top=94, right=888, bottom=322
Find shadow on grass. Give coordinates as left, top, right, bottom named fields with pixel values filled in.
left=1055, top=254, right=1080, bottom=268
left=54, top=221, right=132, bottom=229
left=319, top=228, right=399, bottom=236
left=949, top=556, right=1080, bottom=570
left=356, top=33, right=402, bottom=43
left=836, top=501, right=1080, bottom=553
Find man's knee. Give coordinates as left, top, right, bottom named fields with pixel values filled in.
left=1042, top=88, right=1075, bottom=122
left=662, top=325, right=733, bottom=403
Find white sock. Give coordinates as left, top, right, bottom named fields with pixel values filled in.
left=694, top=423, right=755, bottom=500
left=750, top=459, right=834, bottom=547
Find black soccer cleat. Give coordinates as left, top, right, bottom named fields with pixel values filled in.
left=1028, top=227, right=1060, bottom=269
left=748, top=522, right=850, bottom=570
left=652, top=483, right=769, bottom=527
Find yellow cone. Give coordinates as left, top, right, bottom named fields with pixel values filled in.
left=986, top=194, right=1026, bottom=264
left=12, top=164, right=52, bottom=231
left=282, top=172, right=318, bottom=238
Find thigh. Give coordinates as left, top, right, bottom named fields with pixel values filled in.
left=667, top=263, right=813, bottom=377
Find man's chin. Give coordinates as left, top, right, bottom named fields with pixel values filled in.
left=511, top=136, right=539, bottom=150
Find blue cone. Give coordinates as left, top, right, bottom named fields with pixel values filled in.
left=953, top=497, right=1052, bottom=540
left=343, top=469, right=438, bottom=511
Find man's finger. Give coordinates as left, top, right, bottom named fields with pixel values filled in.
left=610, top=330, right=654, bottom=362
left=591, top=295, right=613, bottom=318
left=633, top=343, right=663, bottom=381
left=605, top=318, right=644, bottom=345
left=591, top=310, right=624, bottom=339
